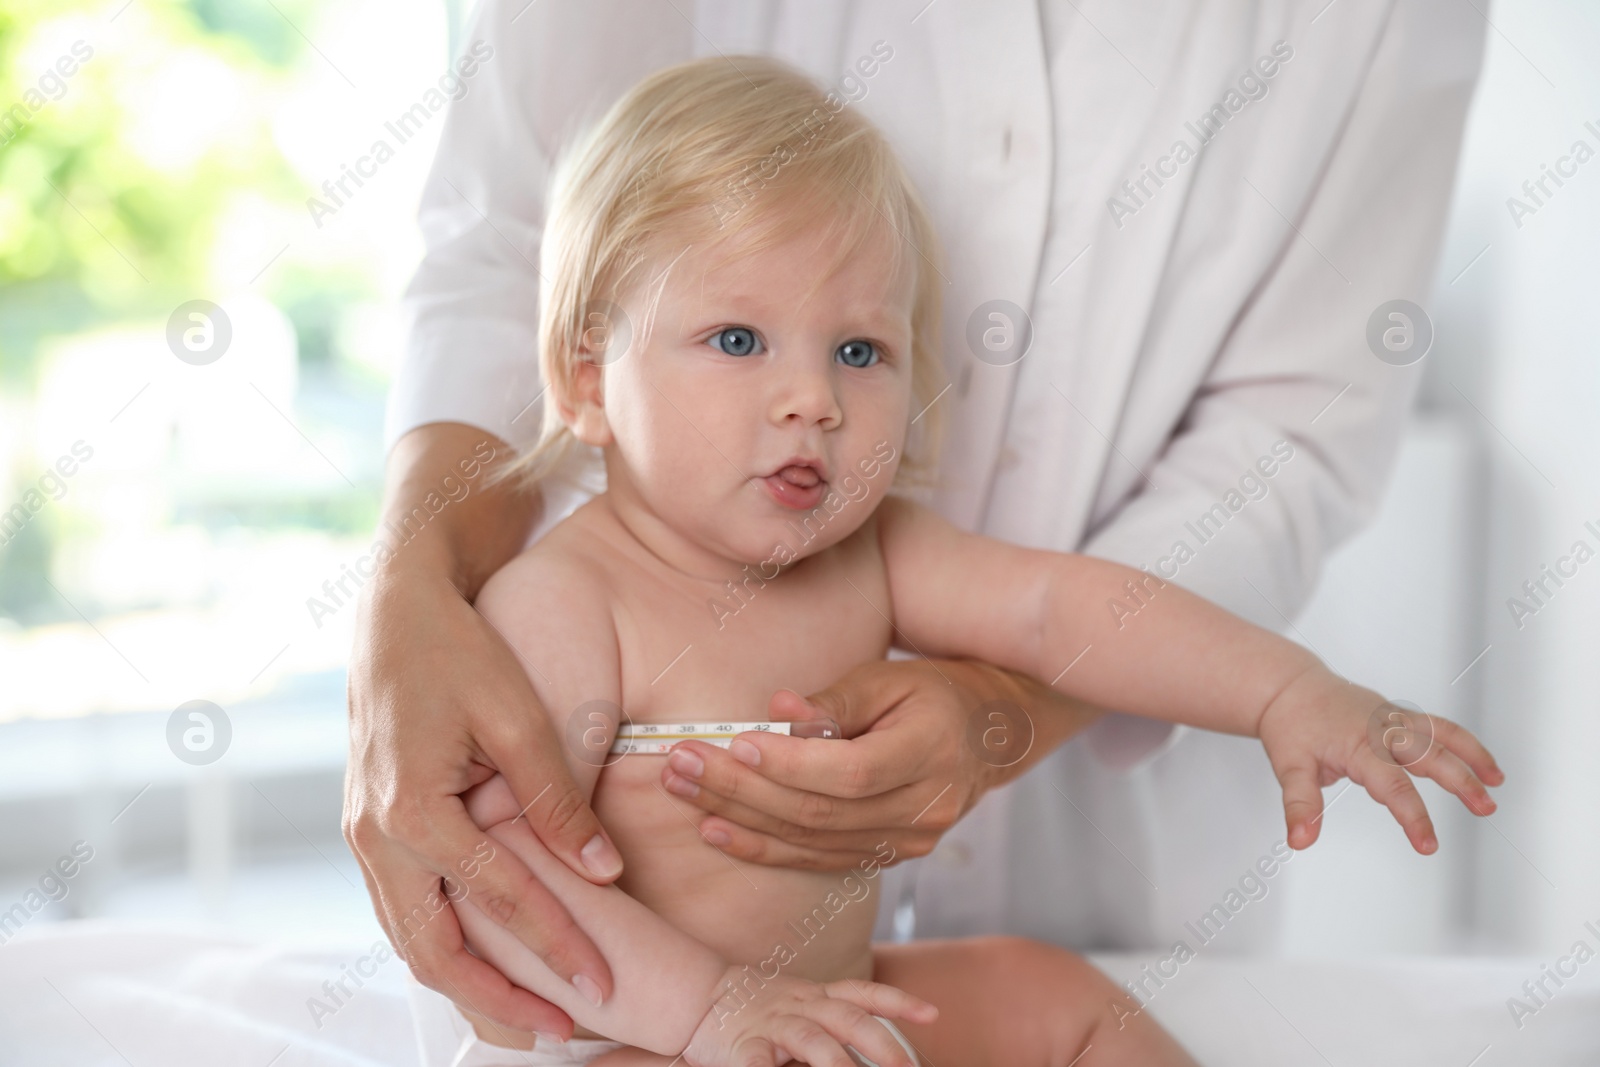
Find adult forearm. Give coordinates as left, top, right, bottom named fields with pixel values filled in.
left=380, top=422, right=540, bottom=599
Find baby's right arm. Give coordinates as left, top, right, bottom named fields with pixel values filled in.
left=456, top=775, right=725, bottom=1049
left=459, top=777, right=932, bottom=1065
left=457, top=547, right=933, bottom=1064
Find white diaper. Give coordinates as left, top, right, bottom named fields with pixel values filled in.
left=444, top=1016, right=918, bottom=1067
left=447, top=1029, right=624, bottom=1067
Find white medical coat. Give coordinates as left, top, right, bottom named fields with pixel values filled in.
left=390, top=0, right=1483, bottom=952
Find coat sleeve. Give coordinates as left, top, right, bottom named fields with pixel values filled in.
left=387, top=0, right=692, bottom=452
left=1083, top=0, right=1484, bottom=626
left=1075, top=0, right=1485, bottom=766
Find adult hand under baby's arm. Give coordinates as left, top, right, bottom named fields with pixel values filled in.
left=660, top=657, right=1105, bottom=869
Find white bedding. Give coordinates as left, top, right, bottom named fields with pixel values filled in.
left=2, top=922, right=1595, bottom=1066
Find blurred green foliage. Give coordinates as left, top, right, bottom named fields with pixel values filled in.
left=0, top=0, right=371, bottom=385
left=0, top=0, right=391, bottom=620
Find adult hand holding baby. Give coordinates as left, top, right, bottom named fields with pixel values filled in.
left=344, top=424, right=622, bottom=1037
left=661, top=658, right=1105, bottom=871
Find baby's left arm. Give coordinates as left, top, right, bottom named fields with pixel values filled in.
left=874, top=497, right=1503, bottom=853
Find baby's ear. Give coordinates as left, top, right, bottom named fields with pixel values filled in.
left=561, top=350, right=612, bottom=447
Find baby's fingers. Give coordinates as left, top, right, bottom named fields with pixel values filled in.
left=1352, top=748, right=1437, bottom=854
left=1431, top=715, right=1505, bottom=788
left=1411, top=740, right=1498, bottom=817
left=727, top=1035, right=778, bottom=1067
left=1276, top=761, right=1325, bottom=850
left=800, top=996, right=916, bottom=1067
left=821, top=978, right=937, bottom=1027
left=771, top=1015, right=858, bottom=1067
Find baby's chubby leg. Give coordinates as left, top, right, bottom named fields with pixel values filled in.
left=870, top=936, right=1198, bottom=1067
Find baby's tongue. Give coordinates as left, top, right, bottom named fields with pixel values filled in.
left=776, top=465, right=820, bottom=487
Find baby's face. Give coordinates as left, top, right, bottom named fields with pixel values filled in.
left=586, top=221, right=916, bottom=569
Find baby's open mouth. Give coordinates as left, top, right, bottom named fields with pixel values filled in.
left=761, top=462, right=827, bottom=510
left=775, top=464, right=820, bottom=488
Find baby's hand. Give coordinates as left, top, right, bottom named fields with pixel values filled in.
left=682, top=966, right=935, bottom=1067
left=1257, top=665, right=1505, bottom=854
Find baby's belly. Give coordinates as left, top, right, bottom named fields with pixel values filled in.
left=593, top=753, right=884, bottom=986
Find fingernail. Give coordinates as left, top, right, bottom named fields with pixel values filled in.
left=572, top=973, right=604, bottom=1007
left=668, top=748, right=704, bottom=778
left=703, top=826, right=731, bottom=846
left=664, top=772, right=700, bottom=798
left=535, top=1032, right=565, bottom=1046
left=1421, top=835, right=1438, bottom=853
left=580, top=833, right=623, bottom=879
left=729, top=739, right=760, bottom=767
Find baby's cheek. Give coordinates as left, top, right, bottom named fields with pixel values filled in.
left=636, top=394, right=733, bottom=481
left=835, top=473, right=872, bottom=503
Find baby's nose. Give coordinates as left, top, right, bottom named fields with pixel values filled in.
left=774, top=362, right=842, bottom=429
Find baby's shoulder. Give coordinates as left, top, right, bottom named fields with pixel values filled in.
left=476, top=503, right=622, bottom=640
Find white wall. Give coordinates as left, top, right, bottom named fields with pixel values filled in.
left=1279, top=418, right=1486, bottom=955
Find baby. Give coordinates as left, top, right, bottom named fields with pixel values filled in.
left=444, top=56, right=1502, bottom=1067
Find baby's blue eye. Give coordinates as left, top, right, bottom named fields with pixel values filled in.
left=836, top=340, right=878, bottom=368
left=708, top=327, right=763, bottom=357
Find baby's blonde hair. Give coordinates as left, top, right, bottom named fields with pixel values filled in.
left=507, top=54, right=945, bottom=487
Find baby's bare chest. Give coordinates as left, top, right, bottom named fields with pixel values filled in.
left=613, top=545, right=895, bottom=723
left=582, top=543, right=893, bottom=979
